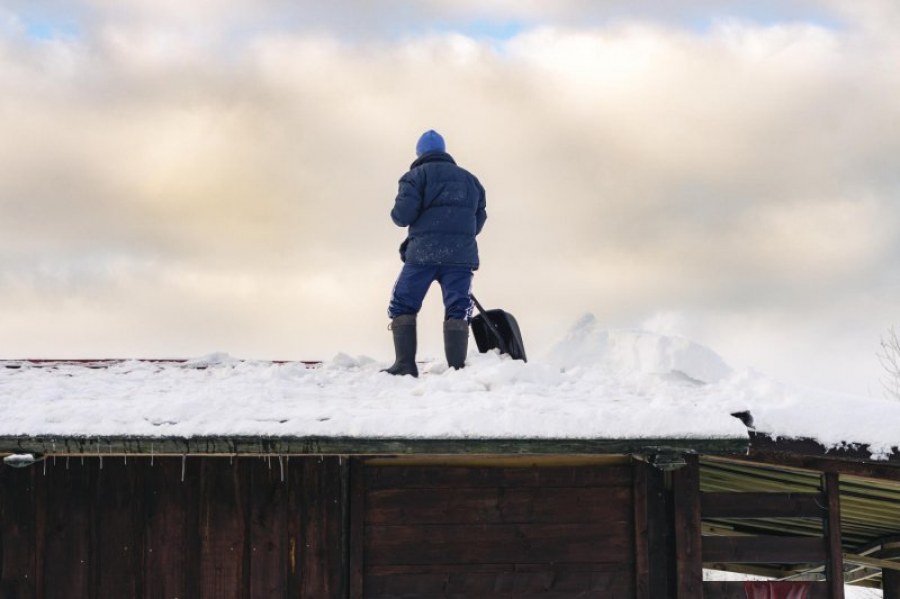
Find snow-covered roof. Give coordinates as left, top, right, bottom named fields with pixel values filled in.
left=1, top=315, right=897, bottom=456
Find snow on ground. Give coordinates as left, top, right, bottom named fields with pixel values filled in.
left=0, top=313, right=898, bottom=450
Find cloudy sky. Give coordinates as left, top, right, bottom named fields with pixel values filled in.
left=2, top=0, right=898, bottom=396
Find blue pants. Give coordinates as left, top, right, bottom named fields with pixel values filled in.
left=388, top=264, right=474, bottom=320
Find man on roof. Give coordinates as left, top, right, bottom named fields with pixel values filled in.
left=383, top=130, right=487, bottom=377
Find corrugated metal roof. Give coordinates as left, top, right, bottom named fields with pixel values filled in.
left=701, top=456, right=900, bottom=588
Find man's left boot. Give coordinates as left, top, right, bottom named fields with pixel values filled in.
left=444, top=319, right=469, bottom=370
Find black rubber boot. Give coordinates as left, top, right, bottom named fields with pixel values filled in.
left=444, top=319, right=469, bottom=370
left=383, top=315, right=418, bottom=377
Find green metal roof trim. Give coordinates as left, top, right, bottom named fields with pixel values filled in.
left=0, top=434, right=749, bottom=457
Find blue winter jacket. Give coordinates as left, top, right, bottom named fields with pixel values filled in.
left=391, top=152, right=487, bottom=269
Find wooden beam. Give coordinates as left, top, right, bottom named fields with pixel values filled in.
left=701, top=492, right=825, bottom=519
left=702, top=536, right=825, bottom=564
left=0, top=435, right=749, bottom=457
left=841, top=552, right=900, bottom=572
left=823, top=472, right=845, bottom=599
left=673, top=454, right=702, bottom=598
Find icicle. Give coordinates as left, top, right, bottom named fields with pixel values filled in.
left=279, top=456, right=284, bottom=482
left=80, top=456, right=84, bottom=466
left=53, top=455, right=57, bottom=465
left=124, top=454, right=127, bottom=466
left=150, top=443, right=154, bottom=467
left=43, top=458, right=47, bottom=476
left=267, top=455, right=272, bottom=470
left=181, top=455, right=186, bottom=482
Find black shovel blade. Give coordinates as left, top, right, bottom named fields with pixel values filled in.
left=471, top=309, right=527, bottom=362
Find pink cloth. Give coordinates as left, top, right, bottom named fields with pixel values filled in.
left=744, top=581, right=810, bottom=599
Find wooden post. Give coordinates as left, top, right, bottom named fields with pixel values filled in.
left=882, top=545, right=900, bottom=599
left=885, top=569, right=900, bottom=599
left=673, top=454, right=703, bottom=599
left=822, top=472, right=844, bottom=599
left=633, top=458, right=670, bottom=598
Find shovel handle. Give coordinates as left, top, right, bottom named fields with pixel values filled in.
left=469, top=294, right=510, bottom=354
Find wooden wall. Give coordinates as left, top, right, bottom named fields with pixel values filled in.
left=0, top=456, right=347, bottom=599
left=0, top=455, right=640, bottom=598
left=359, top=460, right=636, bottom=597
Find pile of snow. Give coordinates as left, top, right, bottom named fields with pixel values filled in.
left=0, top=314, right=897, bottom=454
left=548, top=314, right=733, bottom=383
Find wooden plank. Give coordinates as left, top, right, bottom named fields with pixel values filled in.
left=648, top=460, right=672, bottom=597
left=247, top=457, right=288, bottom=598
left=366, top=486, right=632, bottom=525
left=93, top=457, right=145, bottom=597
left=703, top=581, right=830, bottom=599
left=701, top=492, right=825, bottom=518
left=366, top=563, right=635, bottom=597
left=349, top=458, right=365, bottom=599
left=38, top=457, right=92, bottom=599
left=365, top=522, right=634, bottom=566
left=286, top=459, right=301, bottom=599
left=366, top=454, right=630, bottom=468
left=198, top=457, right=248, bottom=599
left=0, top=464, right=36, bottom=599
left=293, top=457, right=349, bottom=599
left=823, top=472, right=845, bottom=599
left=365, top=464, right=633, bottom=490
left=673, top=454, right=703, bottom=598
left=701, top=536, right=826, bottom=563
left=144, top=457, right=201, bottom=599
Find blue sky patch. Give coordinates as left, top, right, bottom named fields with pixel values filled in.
left=21, top=12, right=81, bottom=41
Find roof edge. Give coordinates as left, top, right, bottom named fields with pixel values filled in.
left=0, top=435, right=749, bottom=457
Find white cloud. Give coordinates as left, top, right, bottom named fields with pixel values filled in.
left=1, top=2, right=899, bottom=394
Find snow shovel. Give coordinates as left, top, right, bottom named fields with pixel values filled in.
left=469, top=295, right=527, bottom=362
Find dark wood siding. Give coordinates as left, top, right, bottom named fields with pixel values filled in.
left=1, top=456, right=638, bottom=598
left=0, top=456, right=349, bottom=599
left=361, top=462, right=636, bottom=598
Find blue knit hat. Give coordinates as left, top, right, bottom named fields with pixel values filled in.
left=415, top=130, right=445, bottom=157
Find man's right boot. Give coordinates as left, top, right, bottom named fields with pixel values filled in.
left=382, top=314, right=418, bottom=377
